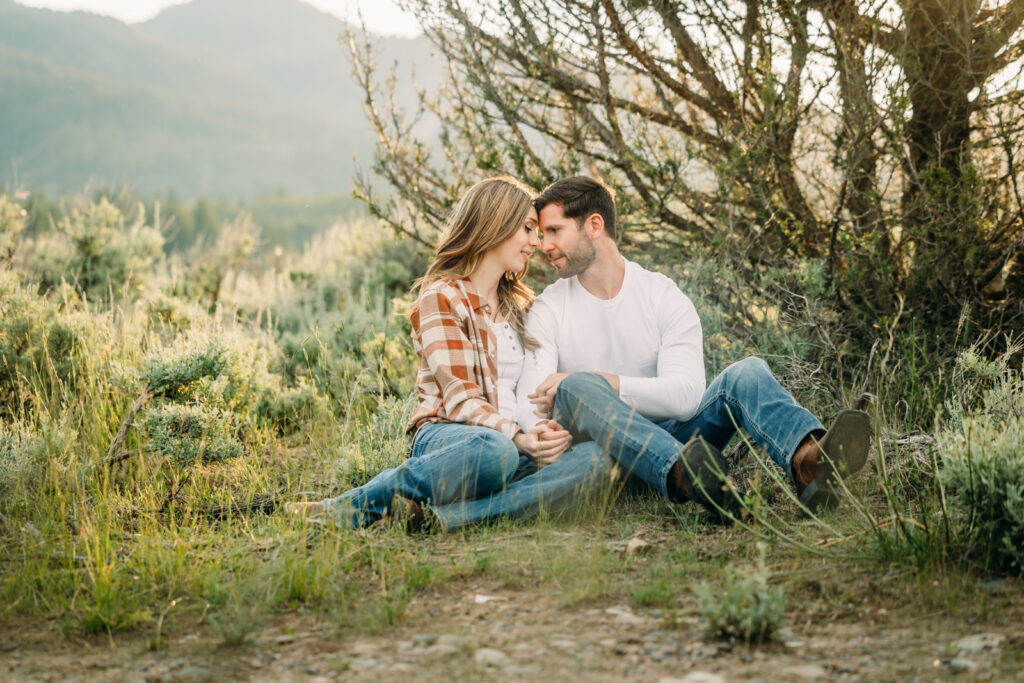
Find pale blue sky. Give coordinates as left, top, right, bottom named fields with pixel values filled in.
left=15, top=0, right=423, bottom=37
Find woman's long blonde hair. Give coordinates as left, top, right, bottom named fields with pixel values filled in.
left=417, top=176, right=538, bottom=350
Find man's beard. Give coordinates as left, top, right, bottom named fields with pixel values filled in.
left=551, top=238, right=596, bottom=279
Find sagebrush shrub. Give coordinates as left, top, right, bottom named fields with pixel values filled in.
left=0, top=414, right=77, bottom=506
left=694, top=547, right=786, bottom=645
left=30, top=199, right=163, bottom=302
left=143, top=403, right=244, bottom=465
left=141, top=342, right=228, bottom=398
left=0, top=194, right=27, bottom=265
left=336, top=394, right=415, bottom=487
left=0, top=272, right=85, bottom=416
left=939, top=357, right=1024, bottom=573
left=256, top=383, right=328, bottom=434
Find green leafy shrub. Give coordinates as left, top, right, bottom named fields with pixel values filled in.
left=0, top=272, right=85, bottom=416
left=143, top=403, right=244, bottom=465
left=335, top=394, right=415, bottom=487
left=142, top=292, right=202, bottom=333
left=140, top=342, right=227, bottom=398
left=694, top=547, right=786, bottom=645
left=30, top=199, right=163, bottom=302
left=0, top=194, right=27, bottom=265
left=939, top=356, right=1024, bottom=573
left=256, top=383, right=329, bottom=435
left=0, top=414, right=77, bottom=505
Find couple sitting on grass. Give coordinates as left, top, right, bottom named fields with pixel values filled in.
left=285, top=175, right=872, bottom=530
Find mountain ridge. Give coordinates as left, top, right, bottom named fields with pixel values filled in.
left=1, top=0, right=437, bottom=197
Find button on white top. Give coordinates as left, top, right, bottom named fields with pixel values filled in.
left=486, top=317, right=525, bottom=422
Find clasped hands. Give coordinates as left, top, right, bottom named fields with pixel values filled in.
left=512, top=372, right=572, bottom=465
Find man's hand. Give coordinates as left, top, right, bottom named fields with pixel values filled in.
left=513, top=420, right=572, bottom=464
left=529, top=372, right=569, bottom=418
left=529, top=372, right=621, bottom=418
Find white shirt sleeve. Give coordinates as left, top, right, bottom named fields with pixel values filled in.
left=617, top=285, right=706, bottom=420
left=515, top=297, right=559, bottom=432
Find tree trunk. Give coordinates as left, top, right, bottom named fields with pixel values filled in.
left=900, top=0, right=980, bottom=315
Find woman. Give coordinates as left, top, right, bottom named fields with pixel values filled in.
left=285, top=176, right=594, bottom=528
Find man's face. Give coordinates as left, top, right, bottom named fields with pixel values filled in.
left=538, top=203, right=596, bottom=279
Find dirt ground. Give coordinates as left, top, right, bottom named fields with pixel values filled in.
left=2, top=576, right=1021, bottom=683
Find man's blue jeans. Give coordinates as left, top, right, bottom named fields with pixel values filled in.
left=427, top=441, right=614, bottom=531
left=553, top=357, right=824, bottom=500
left=323, top=421, right=520, bottom=527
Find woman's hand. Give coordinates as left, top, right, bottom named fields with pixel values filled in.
left=513, top=420, right=572, bottom=465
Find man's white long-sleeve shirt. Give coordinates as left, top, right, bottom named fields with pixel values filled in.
left=516, top=259, right=706, bottom=432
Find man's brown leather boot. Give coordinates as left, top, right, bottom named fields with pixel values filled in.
left=794, top=409, right=871, bottom=514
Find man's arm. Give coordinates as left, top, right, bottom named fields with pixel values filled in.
left=516, top=298, right=559, bottom=431
left=617, top=285, right=705, bottom=420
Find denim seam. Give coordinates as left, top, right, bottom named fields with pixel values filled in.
left=687, top=388, right=803, bottom=481
left=559, top=381, right=677, bottom=498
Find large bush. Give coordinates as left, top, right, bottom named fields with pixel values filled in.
left=0, top=272, right=85, bottom=417
left=30, top=198, right=163, bottom=302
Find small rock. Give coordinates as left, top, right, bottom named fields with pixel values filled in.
left=413, top=633, right=438, bottom=646
left=626, top=536, right=651, bottom=555
left=348, top=641, right=379, bottom=657
left=979, top=579, right=1008, bottom=594
left=473, top=594, right=508, bottom=604
left=953, top=633, right=1005, bottom=655
left=474, top=648, right=510, bottom=667
left=784, top=664, right=827, bottom=679
left=424, top=644, right=460, bottom=658
left=682, top=674, right=727, bottom=683
left=949, top=657, right=979, bottom=673
left=177, top=666, right=212, bottom=681
left=437, top=634, right=469, bottom=648
left=168, top=659, right=185, bottom=670
left=605, top=606, right=649, bottom=625
left=551, top=639, right=576, bottom=650
left=274, top=634, right=295, bottom=644
left=349, top=657, right=378, bottom=670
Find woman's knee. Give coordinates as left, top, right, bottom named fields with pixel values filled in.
left=473, top=429, right=520, bottom=478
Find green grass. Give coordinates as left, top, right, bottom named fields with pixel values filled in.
left=1, top=194, right=1022, bottom=652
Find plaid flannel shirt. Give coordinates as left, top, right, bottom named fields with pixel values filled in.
left=406, top=277, right=523, bottom=441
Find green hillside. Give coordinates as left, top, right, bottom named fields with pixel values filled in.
left=0, top=0, right=436, bottom=197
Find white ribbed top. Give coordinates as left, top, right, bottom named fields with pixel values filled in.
left=486, top=317, right=525, bottom=422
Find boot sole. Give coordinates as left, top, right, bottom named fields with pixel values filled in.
left=799, top=409, right=871, bottom=513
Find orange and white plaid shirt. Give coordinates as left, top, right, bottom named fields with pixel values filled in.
left=406, top=277, right=523, bottom=441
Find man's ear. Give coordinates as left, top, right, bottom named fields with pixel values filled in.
left=586, top=213, right=605, bottom=239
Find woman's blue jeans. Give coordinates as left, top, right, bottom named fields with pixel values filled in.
left=323, top=421, right=520, bottom=527
left=426, top=441, right=614, bottom=531
left=552, top=357, right=824, bottom=500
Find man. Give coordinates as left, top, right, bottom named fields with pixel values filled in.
left=425, top=175, right=870, bottom=530
left=516, top=175, right=871, bottom=519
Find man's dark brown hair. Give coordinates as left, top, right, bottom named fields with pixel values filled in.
left=534, top=175, right=617, bottom=240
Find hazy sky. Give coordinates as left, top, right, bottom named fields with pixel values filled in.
left=15, top=0, right=423, bottom=37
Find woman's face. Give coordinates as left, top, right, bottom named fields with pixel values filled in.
left=490, top=206, right=540, bottom=274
